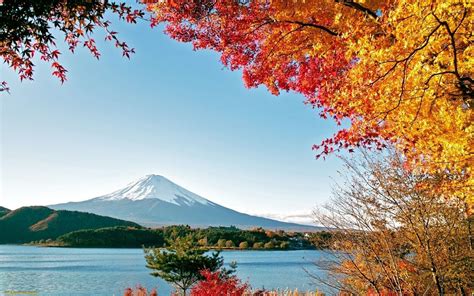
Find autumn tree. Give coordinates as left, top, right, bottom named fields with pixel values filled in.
left=217, top=238, right=227, bottom=248
left=313, top=151, right=473, bottom=295
left=0, top=0, right=147, bottom=92
left=239, top=241, right=249, bottom=249
left=148, top=0, right=473, bottom=205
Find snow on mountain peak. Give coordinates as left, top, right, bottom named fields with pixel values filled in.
left=97, top=174, right=211, bottom=206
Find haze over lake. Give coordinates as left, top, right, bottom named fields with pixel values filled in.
left=0, top=246, right=333, bottom=295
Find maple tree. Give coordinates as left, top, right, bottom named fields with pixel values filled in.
left=148, top=0, right=473, bottom=204
left=0, top=0, right=146, bottom=92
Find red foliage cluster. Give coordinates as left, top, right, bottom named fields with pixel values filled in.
left=124, top=285, right=157, bottom=296
left=190, top=270, right=249, bottom=296
left=147, top=0, right=377, bottom=158
left=1, top=0, right=146, bottom=92
left=150, top=1, right=349, bottom=105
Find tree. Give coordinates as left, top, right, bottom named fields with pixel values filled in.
left=197, top=237, right=208, bottom=247
left=144, top=235, right=235, bottom=296
left=190, top=270, right=249, bottom=296
left=217, top=238, right=226, bottom=249
left=253, top=242, right=263, bottom=249
left=225, top=240, right=235, bottom=248
left=239, top=241, right=249, bottom=249
left=308, top=231, right=332, bottom=250
left=264, top=241, right=275, bottom=249
left=148, top=0, right=473, bottom=205
left=279, top=241, right=289, bottom=250
left=313, top=151, right=473, bottom=295
left=1, top=0, right=147, bottom=92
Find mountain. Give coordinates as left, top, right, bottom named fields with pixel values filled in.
left=0, top=206, right=140, bottom=244
left=51, top=174, right=318, bottom=231
left=0, top=206, right=10, bottom=217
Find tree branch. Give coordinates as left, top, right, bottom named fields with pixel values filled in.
left=279, top=20, right=339, bottom=36
left=335, top=0, right=379, bottom=19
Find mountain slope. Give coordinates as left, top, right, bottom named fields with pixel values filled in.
left=0, top=206, right=140, bottom=244
left=51, top=175, right=319, bottom=231
left=0, top=206, right=10, bottom=218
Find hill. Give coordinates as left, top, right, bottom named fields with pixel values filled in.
left=0, top=206, right=141, bottom=244
left=0, top=206, right=10, bottom=217
left=51, top=174, right=320, bottom=231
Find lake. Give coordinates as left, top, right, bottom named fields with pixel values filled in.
left=0, top=245, right=334, bottom=295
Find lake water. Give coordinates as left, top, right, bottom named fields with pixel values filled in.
left=0, top=245, right=333, bottom=295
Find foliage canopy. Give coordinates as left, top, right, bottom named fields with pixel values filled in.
left=0, top=0, right=144, bottom=91
left=148, top=0, right=473, bottom=205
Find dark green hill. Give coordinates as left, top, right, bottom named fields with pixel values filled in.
left=55, top=225, right=322, bottom=249
left=0, top=206, right=141, bottom=244
left=0, top=206, right=10, bottom=217
left=58, top=226, right=165, bottom=248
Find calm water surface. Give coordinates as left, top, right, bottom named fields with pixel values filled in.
left=0, top=245, right=333, bottom=295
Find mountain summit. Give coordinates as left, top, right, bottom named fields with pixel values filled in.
left=96, top=174, right=210, bottom=206
left=50, top=174, right=318, bottom=231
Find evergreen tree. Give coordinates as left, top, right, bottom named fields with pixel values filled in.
left=144, top=235, right=235, bottom=295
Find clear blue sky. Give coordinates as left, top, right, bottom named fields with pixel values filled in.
left=0, top=16, right=343, bottom=222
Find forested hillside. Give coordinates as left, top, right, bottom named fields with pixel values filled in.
left=0, top=206, right=140, bottom=243
left=0, top=206, right=10, bottom=218
left=56, top=225, right=327, bottom=249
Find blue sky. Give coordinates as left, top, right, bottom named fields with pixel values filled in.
left=0, top=17, right=343, bottom=222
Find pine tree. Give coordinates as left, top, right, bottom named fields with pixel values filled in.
left=144, top=235, right=235, bottom=295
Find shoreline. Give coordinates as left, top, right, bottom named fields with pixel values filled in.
left=17, top=243, right=318, bottom=251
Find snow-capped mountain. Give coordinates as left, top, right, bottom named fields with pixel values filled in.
left=50, top=174, right=318, bottom=231
left=96, top=174, right=210, bottom=206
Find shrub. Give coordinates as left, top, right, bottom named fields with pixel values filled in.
left=190, top=270, right=249, bottom=296
left=225, top=240, right=235, bottom=248
left=253, top=242, right=264, bottom=249
left=217, top=238, right=227, bottom=248
left=123, top=286, right=157, bottom=296
left=197, top=237, right=208, bottom=246
left=264, top=241, right=275, bottom=249
left=239, top=241, right=249, bottom=249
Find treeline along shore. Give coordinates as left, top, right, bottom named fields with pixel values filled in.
left=0, top=206, right=331, bottom=249
left=30, top=225, right=331, bottom=250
